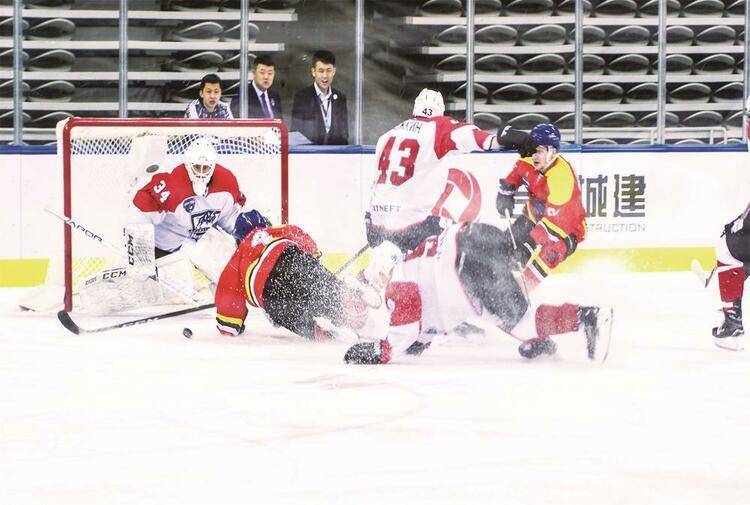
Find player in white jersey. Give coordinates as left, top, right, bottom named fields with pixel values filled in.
left=343, top=223, right=611, bottom=364
left=366, top=88, right=501, bottom=253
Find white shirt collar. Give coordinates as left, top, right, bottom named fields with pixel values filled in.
left=314, top=82, right=332, bottom=100
left=252, top=81, right=267, bottom=97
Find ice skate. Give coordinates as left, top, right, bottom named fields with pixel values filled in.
left=452, top=321, right=485, bottom=337
left=344, top=339, right=392, bottom=364
left=712, top=304, right=745, bottom=351
left=579, top=306, right=614, bottom=362
left=404, top=340, right=430, bottom=356
left=518, top=336, right=557, bottom=359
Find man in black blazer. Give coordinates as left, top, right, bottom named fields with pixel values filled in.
left=230, top=54, right=282, bottom=119
left=291, top=50, right=349, bottom=145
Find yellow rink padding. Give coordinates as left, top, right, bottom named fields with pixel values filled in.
left=321, top=251, right=372, bottom=275
left=555, top=246, right=716, bottom=273
left=0, top=259, right=49, bottom=286
left=0, top=247, right=717, bottom=287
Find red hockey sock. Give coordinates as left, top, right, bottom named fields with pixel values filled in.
left=717, top=262, right=746, bottom=304
left=535, top=303, right=580, bottom=338
left=385, top=281, right=422, bottom=326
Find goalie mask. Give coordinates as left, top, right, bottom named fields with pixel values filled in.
left=184, top=137, right=217, bottom=196
left=413, top=88, right=445, bottom=118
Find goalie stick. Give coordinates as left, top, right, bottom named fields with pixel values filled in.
left=57, top=303, right=214, bottom=335
left=57, top=243, right=372, bottom=336
left=691, top=259, right=717, bottom=288
left=45, top=206, right=207, bottom=305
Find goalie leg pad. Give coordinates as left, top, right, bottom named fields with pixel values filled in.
left=155, top=250, right=196, bottom=304
left=78, top=267, right=164, bottom=315
left=185, top=226, right=237, bottom=285
left=123, top=223, right=156, bottom=280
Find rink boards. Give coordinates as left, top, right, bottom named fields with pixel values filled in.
left=1, top=146, right=748, bottom=285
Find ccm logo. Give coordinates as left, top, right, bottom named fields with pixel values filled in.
left=102, top=269, right=127, bottom=280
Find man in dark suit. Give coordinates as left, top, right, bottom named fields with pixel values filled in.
left=291, top=50, right=349, bottom=145
left=230, top=54, right=282, bottom=119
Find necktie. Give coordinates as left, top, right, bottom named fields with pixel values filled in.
left=260, top=92, right=272, bottom=118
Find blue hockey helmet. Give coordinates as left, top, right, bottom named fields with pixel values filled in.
left=529, top=123, right=561, bottom=150
left=233, top=210, right=272, bottom=243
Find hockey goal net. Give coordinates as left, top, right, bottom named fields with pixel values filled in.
left=54, top=117, right=288, bottom=312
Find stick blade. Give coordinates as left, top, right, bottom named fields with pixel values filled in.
left=57, top=310, right=81, bottom=335
left=594, top=308, right=614, bottom=363
left=691, top=259, right=708, bottom=287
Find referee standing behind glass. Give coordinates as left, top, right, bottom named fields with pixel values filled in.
left=291, top=50, right=349, bottom=145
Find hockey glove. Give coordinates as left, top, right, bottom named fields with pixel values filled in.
left=233, top=209, right=271, bottom=244
left=495, top=179, right=517, bottom=217
left=496, top=125, right=536, bottom=157
left=530, top=224, right=576, bottom=269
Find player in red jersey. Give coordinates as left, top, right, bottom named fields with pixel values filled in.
left=366, top=88, right=501, bottom=254
left=490, top=123, right=596, bottom=358
left=214, top=219, right=374, bottom=340
left=494, top=123, right=592, bottom=357
left=496, top=123, right=587, bottom=291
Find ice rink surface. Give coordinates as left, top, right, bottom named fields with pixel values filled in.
left=1, top=271, right=749, bottom=505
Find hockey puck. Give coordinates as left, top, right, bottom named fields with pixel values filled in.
left=182, top=327, right=193, bottom=339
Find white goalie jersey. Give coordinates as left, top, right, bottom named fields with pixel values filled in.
left=368, top=115, right=495, bottom=232
left=131, top=162, right=246, bottom=254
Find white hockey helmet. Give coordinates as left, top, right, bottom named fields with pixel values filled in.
left=413, top=88, right=445, bottom=118
left=184, top=137, right=217, bottom=196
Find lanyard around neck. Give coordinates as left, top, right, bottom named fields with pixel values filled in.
left=318, top=93, right=332, bottom=115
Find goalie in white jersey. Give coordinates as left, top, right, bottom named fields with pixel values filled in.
left=79, top=137, right=269, bottom=314
left=130, top=136, right=248, bottom=257
left=366, top=88, right=501, bottom=253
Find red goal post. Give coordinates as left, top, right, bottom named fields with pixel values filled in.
left=59, top=117, right=289, bottom=311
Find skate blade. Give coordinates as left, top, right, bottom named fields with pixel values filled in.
left=591, top=307, right=614, bottom=363
left=714, top=335, right=745, bottom=352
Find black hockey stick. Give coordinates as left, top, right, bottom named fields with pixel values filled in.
left=691, top=259, right=717, bottom=288
left=334, top=244, right=370, bottom=275
left=57, top=303, right=215, bottom=335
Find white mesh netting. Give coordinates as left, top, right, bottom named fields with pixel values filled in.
left=53, top=119, right=287, bottom=309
